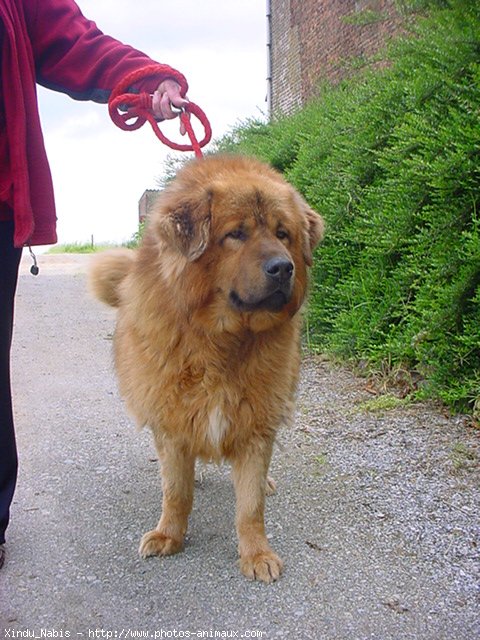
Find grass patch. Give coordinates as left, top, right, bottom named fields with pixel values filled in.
left=315, top=453, right=329, bottom=466
left=47, top=225, right=145, bottom=254
left=47, top=242, right=116, bottom=254
left=358, top=394, right=412, bottom=413
left=450, top=442, right=478, bottom=472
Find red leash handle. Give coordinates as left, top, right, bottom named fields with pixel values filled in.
left=108, top=64, right=212, bottom=157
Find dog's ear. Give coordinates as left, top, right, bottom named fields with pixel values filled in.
left=156, top=193, right=212, bottom=262
left=296, top=194, right=324, bottom=266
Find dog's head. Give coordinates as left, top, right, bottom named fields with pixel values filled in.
left=147, top=155, right=324, bottom=333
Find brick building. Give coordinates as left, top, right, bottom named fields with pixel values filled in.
left=138, top=189, right=160, bottom=224
left=267, top=0, right=402, bottom=115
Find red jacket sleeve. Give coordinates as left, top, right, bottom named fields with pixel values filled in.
left=26, top=0, right=178, bottom=102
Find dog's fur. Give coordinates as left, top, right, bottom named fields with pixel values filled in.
left=89, top=155, right=324, bottom=582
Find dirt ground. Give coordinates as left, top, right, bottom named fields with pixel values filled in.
left=1, top=253, right=478, bottom=640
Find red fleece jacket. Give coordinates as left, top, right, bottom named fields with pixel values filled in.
left=0, top=0, right=182, bottom=247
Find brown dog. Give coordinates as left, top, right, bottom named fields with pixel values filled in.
left=89, top=155, right=323, bottom=582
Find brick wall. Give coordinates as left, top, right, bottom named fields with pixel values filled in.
left=268, top=0, right=402, bottom=115
left=138, top=189, right=160, bottom=224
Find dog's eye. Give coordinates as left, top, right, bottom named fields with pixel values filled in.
left=276, top=228, right=290, bottom=241
left=225, top=228, right=247, bottom=242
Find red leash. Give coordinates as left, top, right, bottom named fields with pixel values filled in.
left=108, top=64, right=211, bottom=158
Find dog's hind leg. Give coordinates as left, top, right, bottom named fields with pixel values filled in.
left=231, top=438, right=283, bottom=583
left=139, top=439, right=195, bottom=559
left=265, top=476, right=277, bottom=496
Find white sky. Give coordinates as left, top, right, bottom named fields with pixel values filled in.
left=37, top=0, right=268, bottom=246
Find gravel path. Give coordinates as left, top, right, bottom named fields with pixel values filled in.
left=1, top=253, right=478, bottom=639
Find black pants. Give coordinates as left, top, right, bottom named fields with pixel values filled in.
left=0, top=221, right=22, bottom=544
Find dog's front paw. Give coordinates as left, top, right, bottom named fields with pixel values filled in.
left=239, top=550, right=283, bottom=583
left=139, top=530, right=183, bottom=558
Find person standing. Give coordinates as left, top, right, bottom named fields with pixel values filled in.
left=0, top=0, right=190, bottom=569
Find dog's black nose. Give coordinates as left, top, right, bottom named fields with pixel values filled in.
left=264, top=257, right=294, bottom=283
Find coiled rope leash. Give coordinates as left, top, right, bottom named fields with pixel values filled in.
left=108, top=64, right=212, bottom=158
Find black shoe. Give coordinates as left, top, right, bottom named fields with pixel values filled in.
left=0, top=545, right=5, bottom=569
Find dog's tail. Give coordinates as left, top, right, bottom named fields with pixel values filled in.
left=88, top=249, right=135, bottom=308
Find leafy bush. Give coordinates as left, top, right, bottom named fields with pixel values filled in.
left=216, top=0, right=480, bottom=412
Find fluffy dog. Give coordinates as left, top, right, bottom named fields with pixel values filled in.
left=89, top=154, right=323, bottom=583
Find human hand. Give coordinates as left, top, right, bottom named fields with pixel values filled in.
left=152, top=79, right=189, bottom=133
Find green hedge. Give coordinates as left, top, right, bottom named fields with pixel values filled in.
left=217, top=0, right=480, bottom=412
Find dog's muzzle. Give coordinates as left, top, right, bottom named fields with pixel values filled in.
left=230, top=256, right=295, bottom=312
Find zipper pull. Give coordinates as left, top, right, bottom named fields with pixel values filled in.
left=28, top=245, right=39, bottom=276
